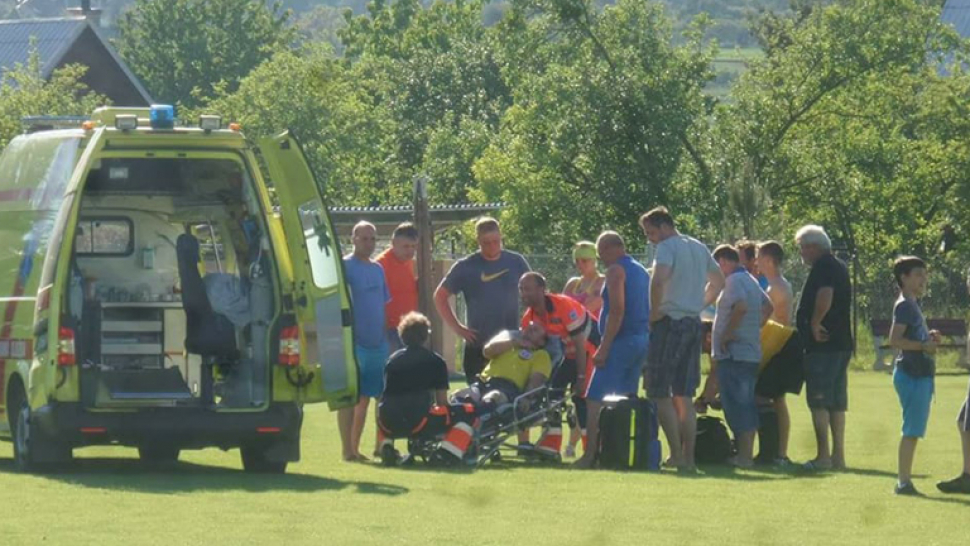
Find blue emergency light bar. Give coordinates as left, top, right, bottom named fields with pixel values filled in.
left=149, top=104, right=176, bottom=129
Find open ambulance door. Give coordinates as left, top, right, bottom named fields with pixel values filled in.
left=257, top=132, right=357, bottom=410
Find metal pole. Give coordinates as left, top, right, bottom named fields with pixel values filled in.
left=413, top=175, right=436, bottom=347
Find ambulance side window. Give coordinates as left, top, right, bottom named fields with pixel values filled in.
left=298, top=199, right=338, bottom=289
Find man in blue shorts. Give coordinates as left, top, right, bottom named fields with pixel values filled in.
left=888, top=256, right=939, bottom=495
left=341, top=221, right=391, bottom=462
left=575, top=231, right=650, bottom=469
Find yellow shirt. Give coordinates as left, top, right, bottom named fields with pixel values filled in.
left=480, top=348, right=552, bottom=390
left=760, top=320, right=796, bottom=371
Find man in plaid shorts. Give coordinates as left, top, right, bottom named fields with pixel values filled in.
left=640, top=207, right=725, bottom=472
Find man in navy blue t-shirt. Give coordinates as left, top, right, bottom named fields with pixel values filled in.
left=434, top=217, right=530, bottom=384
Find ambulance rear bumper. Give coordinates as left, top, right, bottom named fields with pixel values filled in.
left=32, top=401, right=303, bottom=451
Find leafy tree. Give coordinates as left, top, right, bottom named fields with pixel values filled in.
left=294, top=5, right=348, bottom=52
left=204, top=45, right=406, bottom=206
left=115, top=0, right=295, bottom=108
left=711, top=0, right=970, bottom=315
left=472, top=0, right=716, bottom=250
left=0, top=53, right=108, bottom=148
left=340, top=0, right=512, bottom=203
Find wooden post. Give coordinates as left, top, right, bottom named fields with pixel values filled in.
left=413, top=175, right=436, bottom=347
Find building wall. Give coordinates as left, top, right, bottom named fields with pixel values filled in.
left=56, top=28, right=149, bottom=107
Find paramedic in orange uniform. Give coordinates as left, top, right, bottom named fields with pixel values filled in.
left=519, top=271, right=595, bottom=458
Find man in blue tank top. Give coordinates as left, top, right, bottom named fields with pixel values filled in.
left=575, top=231, right=650, bottom=469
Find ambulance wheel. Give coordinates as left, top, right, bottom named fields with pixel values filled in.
left=138, top=446, right=180, bottom=464
left=11, top=389, right=69, bottom=472
left=12, top=396, right=35, bottom=472
left=240, top=444, right=288, bottom=474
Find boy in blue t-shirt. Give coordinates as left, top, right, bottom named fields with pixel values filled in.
left=889, top=256, right=941, bottom=496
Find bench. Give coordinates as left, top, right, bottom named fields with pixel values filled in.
left=869, top=318, right=969, bottom=371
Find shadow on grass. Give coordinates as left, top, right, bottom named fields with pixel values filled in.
left=835, top=467, right=924, bottom=479
left=0, top=457, right=409, bottom=496
left=913, top=494, right=970, bottom=507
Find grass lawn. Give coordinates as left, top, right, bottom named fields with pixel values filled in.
left=1, top=371, right=969, bottom=545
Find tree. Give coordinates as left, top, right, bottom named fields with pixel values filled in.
left=712, top=0, right=970, bottom=315
left=339, top=0, right=513, bottom=204
left=115, top=0, right=295, bottom=108
left=0, top=53, right=108, bottom=149
left=204, top=45, right=406, bottom=206
left=472, top=0, right=716, bottom=250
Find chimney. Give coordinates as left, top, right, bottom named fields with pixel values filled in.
left=66, top=0, right=103, bottom=27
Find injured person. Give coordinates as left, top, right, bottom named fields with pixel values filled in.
left=453, top=324, right=553, bottom=413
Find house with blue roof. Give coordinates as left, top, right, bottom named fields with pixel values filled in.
left=0, top=4, right=151, bottom=106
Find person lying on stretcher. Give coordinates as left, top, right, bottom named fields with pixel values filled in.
left=453, top=323, right=553, bottom=414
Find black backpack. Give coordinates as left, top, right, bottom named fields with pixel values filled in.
left=597, top=396, right=662, bottom=471
left=695, top=415, right=733, bottom=464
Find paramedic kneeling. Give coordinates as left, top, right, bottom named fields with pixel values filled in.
left=378, top=312, right=476, bottom=465
left=575, top=231, right=650, bottom=469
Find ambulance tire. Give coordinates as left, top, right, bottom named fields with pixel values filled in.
left=240, top=444, right=289, bottom=474
left=11, top=388, right=70, bottom=473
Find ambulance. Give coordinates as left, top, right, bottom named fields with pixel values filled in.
left=0, top=106, right=357, bottom=473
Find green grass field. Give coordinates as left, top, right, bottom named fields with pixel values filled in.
left=1, top=371, right=969, bottom=545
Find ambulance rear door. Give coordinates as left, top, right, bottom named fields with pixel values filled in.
left=256, top=132, right=357, bottom=409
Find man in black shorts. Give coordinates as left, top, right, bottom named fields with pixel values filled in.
left=434, top=217, right=531, bottom=384
left=377, top=312, right=476, bottom=466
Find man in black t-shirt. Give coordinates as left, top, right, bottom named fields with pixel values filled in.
left=434, top=217, right=531, bottom=384
left=377, top=312, right=476, bottom=466
left=795, top=225, right=853, bottom=471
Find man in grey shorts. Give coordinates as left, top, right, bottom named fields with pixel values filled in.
left=640, top=207, right=725, bottom=471
left=795, top=225, right=853, bottom=471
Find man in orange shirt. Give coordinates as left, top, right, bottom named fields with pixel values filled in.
left=377, top=223, right=419, bottom=351
left=519, top=271, right=595, bottom=459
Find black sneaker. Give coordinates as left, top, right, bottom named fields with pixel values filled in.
left=936, top=473, right=970, bottom=494
left=380, top=444, right=401, bottom=467
left=894, top=481, right=920, bottom=496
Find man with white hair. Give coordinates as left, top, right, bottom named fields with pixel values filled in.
left=795, top=225, right=853, bottom=471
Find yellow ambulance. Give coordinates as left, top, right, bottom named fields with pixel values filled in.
left=0, top=106, right=357, bottom=473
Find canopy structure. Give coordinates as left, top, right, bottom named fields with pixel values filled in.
left=329, top=203, right=502, bottom=238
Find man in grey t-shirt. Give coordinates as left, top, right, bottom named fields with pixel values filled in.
left=640, top=207, right=725, bottom=471
left=434, top=217, right=531, bottom=384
